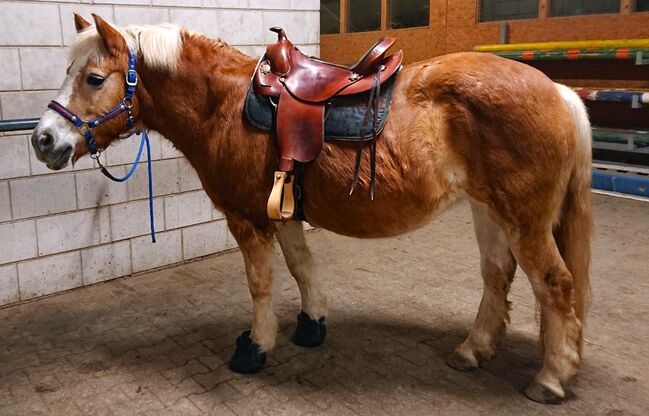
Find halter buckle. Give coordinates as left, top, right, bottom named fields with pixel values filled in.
left=123, top=97, right=134, bottom=109
left=126, top=69, right=138, bottom=87
left=79, top=122, right=91, bottom=135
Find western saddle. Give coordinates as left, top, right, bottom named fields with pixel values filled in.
left=253, top=27, right=403, bottom=221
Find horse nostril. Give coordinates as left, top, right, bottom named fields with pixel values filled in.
left=37, top=132, right=55, bottom=152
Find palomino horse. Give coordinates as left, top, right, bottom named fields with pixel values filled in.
left=31, top=15, right=592, bottom=403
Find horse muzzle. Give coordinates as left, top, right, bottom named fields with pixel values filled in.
left=31, top=126, right=74, bottom=170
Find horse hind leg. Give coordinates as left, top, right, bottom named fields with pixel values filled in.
left=275, top=221, right=328, bottom=347
left=447, top=201, right=517, bottom=371
left=226, top=215, right=278, bottom=374
left=508, top=226, right=582, bottom=404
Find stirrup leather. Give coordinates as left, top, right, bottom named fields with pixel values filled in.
left=267, top=171, right=295, bottom=221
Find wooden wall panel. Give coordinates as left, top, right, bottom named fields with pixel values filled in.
left=321, top=0, right=649, bottom=63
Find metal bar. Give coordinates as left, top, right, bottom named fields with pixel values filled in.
left=0, top=118, right=39, bottom=133
left=499, top=22, right=509, bottom=44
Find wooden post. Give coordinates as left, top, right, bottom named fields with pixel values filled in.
left=340, top=0, right=348, bottom=33
left=381, top=0, right=388, bottom=31
left=539, top=0, right=549, bottom=18
left=621, top=0, right=633, bottom=14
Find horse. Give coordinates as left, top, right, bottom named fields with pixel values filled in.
left=31, top=14, right=592, bottom=404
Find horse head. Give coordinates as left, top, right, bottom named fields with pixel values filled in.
left=31, top=14, right=143, bottom=169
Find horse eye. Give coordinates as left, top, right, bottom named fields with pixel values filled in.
left=86, top=74, right=105, bottom=87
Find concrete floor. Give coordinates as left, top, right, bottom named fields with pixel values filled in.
left=0, top=194, right=647, bottom=415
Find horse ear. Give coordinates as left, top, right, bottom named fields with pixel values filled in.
left=74, top=13, right=91, bottom=33
left=91, top=14, right=127, bottom=56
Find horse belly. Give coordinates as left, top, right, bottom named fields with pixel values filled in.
left=302, top=143, right=463, bottom=238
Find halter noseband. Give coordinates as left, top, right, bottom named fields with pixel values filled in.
left=47, top=53, right=138, bottom=157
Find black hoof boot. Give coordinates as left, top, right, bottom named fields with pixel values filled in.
left=291, top=311, right=327, bottom=347
left=228, top=330, right=267, bottom=374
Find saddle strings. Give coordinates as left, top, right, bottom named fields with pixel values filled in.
left=350, top=70, right=381, bottom=200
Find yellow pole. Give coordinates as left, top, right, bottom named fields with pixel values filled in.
left=474, top=39, right=649, bottom=52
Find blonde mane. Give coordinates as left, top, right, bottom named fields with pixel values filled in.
left=70, top=22, right=183, bottom=71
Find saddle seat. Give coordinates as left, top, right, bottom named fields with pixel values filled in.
left=252, top=27, right=403, bottom=221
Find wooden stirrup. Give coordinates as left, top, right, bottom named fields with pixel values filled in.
left=267, top=171, right=295, bottom=221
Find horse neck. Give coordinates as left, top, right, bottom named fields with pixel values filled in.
left=135, top=35, right=258, bottom=157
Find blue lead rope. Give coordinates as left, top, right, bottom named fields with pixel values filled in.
left=97, top=130, right=156, bottom=243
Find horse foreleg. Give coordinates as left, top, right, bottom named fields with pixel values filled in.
left=226, top=215, right=277, bottom=374
left=509, top=228, right=582, bottom=403
left=275, top=221, right=327, bottom=347
left=448, top=201, right=517, bottom=371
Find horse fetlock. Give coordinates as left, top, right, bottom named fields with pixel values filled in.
left=446, top=342, right=480, bottom=371
left=303, top=294, right=328, bottom=321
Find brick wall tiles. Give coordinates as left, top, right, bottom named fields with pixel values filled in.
left=114, top=6, right=171, bottom=26
left=0, top=91, right=55, bottom=119
left=0, top=49, right=21, bottom=91
left=169, top=8, right=220, bottom=39
left=76, top=166, right=129, bottom=209
left=81, top=240, right=132, bottom=285
left=163, top=190, right=213, bottom=230
left=0, top=2, right=62, bottom=46
left=131, top=229, right=182, bottom=273
left=0, top=181, right=11, bottom=222
left=0, top=135, right=30, bottom=180
left=0, top=220, right=38, bottom=265
left=19, top=48, right=69, bottom=91
left=10, top=173, right=77, bottom=220
left=110, top=198, right=166, bottom=241
left=181, top=220, right=229, bottom=260
left=0, top=264, right=19, bottom=305
left=36, top=209, right=106, bottom=256
left=126, top=159, right=180, bottom=201
left=17, top=251, right=83, bottom=300
left=105, top=133, right=163, bottom=167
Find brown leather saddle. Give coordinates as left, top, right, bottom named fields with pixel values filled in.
left=253, top=27, right=403, bottom=221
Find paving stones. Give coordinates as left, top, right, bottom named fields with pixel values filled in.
left=0, top=195, right=647, bottom=415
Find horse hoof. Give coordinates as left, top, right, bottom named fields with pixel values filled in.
left=445, top=351, right=477, bottom=372
left=291, top=311, right=326, bottom=347
left=525, top=382, right=565, bottom=404
left=228, top=330, right=267, bottom=374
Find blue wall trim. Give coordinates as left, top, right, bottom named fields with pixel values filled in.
left=592, top=171, right=649, bottom=197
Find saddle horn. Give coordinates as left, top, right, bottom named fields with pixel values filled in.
left=265, top=27, right=293, bottom=74
left=270, top=27, right=287, bottom=41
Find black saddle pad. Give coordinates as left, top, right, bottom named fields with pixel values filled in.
left=244, top=72, right=398, bottom=141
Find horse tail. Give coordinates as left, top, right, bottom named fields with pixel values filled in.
left=554, top=83, right=593, bottom=351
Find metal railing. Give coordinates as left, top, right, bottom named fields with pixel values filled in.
left=0, top=118, right=39, bottom=133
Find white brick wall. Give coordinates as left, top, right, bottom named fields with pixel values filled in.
left=0, top=0, right=319, bottom=306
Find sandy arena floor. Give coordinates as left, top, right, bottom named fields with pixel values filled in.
left=0, top=194, right=647, bottom=415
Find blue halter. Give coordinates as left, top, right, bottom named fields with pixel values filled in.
left=47, top=52, right=156, bottom=243
left=48, top=53, right=138, bottom=156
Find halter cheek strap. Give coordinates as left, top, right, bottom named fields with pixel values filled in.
left=45, top=53, right=156, bottom=244
left=47, top=53, right=138, bottom=157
